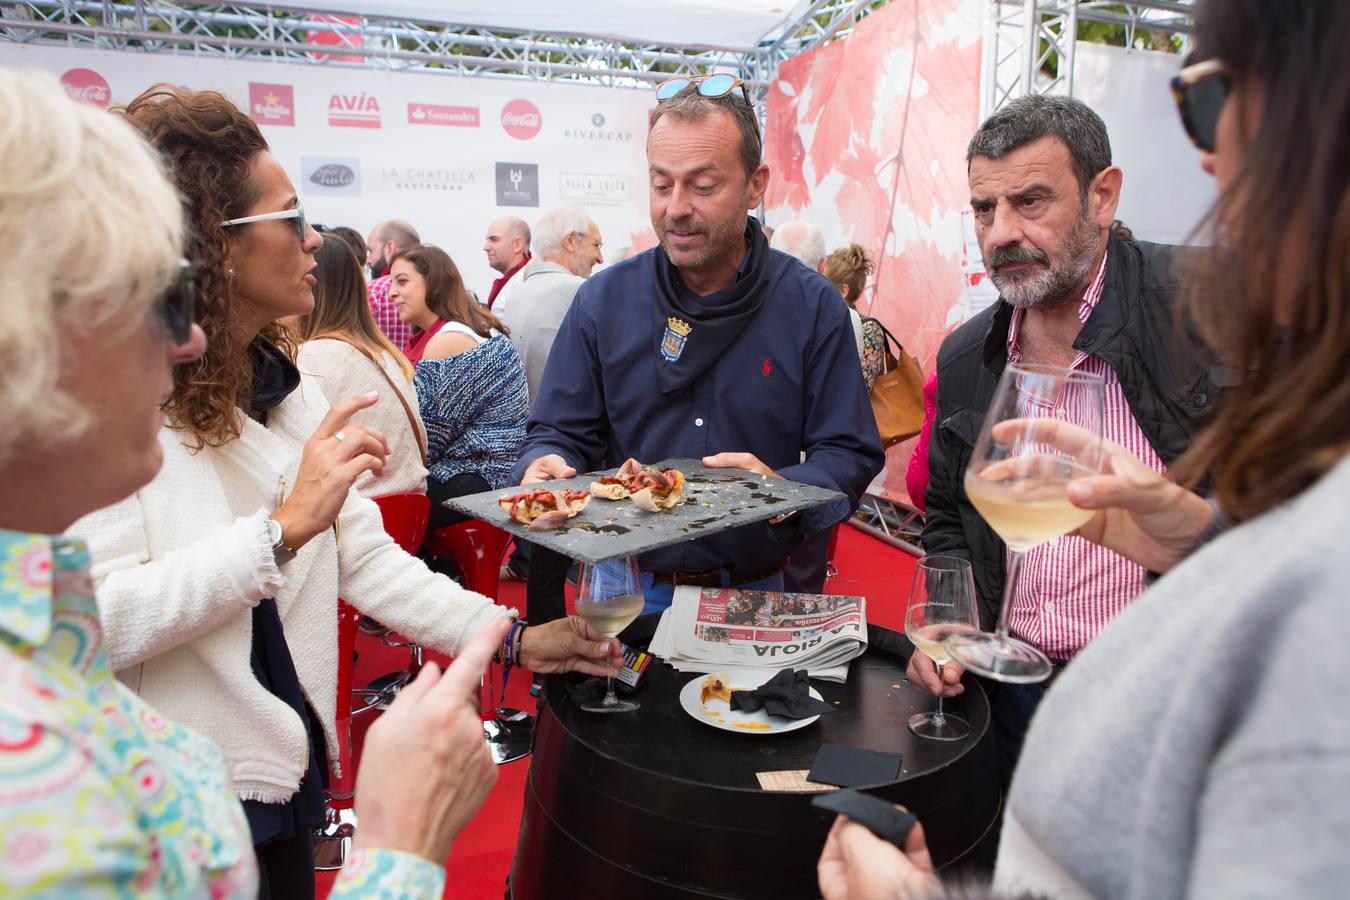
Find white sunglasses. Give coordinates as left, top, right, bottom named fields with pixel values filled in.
left=221, top=206, right=308, bottom=242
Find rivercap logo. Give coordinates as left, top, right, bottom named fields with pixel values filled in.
left=407, top=102, right=480, bottom=127
left=495, top=162, right=539, bottom=207
left=329, top=92, right=381, bottom=129
left=248, top=83, right=295, bottom=127
left=564, top=112, right=633, bottom=143
left=302, top=157, right=361, bottom=197
left=60, top=68, right=111, bottom=108
left=500, top=99, right=542, bottom=140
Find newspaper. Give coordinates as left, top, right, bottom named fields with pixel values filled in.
left=649, top=587, right=868, bottom=683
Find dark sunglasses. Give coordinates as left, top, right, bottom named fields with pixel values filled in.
left=156, top=259, right=196, bottom=346
left=220, top=205, right=309, bottom=243
left=1171, top=58, right=1229, bottom=153
left=656, top=73, right=753, bottom=108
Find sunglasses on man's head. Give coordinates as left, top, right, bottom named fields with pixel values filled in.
left=220, top=204, right=309, bottom=243
left=157, top=259, right=196, bottom=346
left=656, top=73, right=753, bottom=108
left=1171, top=57, right=1229, bottom=153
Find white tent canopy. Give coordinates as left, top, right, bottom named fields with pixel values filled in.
left=284, top=0, right=810, bottom=49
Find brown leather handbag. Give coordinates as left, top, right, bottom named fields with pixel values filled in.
left=865, top=317, right=926, bottom=446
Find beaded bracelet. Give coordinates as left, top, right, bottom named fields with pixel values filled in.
left=498, top=618, right=528, bottom=702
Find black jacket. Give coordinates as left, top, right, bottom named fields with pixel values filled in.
left=921, top=235, right=1222, bottom=630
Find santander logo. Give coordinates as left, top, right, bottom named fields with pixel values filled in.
left=500, top=99, right=541, bottom=140
left=60, top=68, right=111, bottom=108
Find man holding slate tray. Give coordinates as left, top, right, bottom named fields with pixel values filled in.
left=512, top=76, right=883, bottom=613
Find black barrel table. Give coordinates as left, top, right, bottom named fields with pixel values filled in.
left=510, top=620, right=1001, bottom=899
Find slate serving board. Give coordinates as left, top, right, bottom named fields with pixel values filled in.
left=442, top=458, right=844, bottom=565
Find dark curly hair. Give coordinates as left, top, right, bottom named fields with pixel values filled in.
left=118, top=84, right=296, bottom=450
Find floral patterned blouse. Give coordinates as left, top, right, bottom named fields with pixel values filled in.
left=0, top=529, right=444, bottom=898
left=859, top=316, right=887, bottom=393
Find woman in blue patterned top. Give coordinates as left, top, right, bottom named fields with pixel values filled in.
left=392, top=245, right=530, bottom=531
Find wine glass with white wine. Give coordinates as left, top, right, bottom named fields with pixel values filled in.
left=575, top=555, right=644, bottom=713
left=905, top=556, right=980, bottom=741
left=945, top=363, right=1105, bottom=682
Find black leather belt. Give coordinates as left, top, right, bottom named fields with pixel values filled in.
left=649, top=563, right=785, bottom=588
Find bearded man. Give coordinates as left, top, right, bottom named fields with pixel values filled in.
left=915, top=95, right=1221, bottom=783
left=512, top=77, right=883, bottom=613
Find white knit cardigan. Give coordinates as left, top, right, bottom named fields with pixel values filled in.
left=68, top=377, right=506, bottom=804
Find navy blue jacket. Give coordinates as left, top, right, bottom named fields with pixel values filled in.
left=513, top=245, right=885, bottom=575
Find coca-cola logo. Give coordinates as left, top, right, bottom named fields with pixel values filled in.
left=500, top=99, right=542, bottom=140
left=60, top=68, right=111, bottom=108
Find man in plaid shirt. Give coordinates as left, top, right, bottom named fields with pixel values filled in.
left=364, top=219, right=419, bottom=352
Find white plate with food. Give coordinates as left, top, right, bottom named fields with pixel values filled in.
left=679, top=670, right=824, bottom=735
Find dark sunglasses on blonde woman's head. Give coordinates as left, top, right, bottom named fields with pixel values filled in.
left=1172, top=57, right=1229, bottom=153
left=156, top=259, right=196, bottom=346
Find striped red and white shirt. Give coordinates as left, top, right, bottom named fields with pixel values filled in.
left=1003, top=251, right=1166, bottom=660
left=368, top=273, right=412, bottom=352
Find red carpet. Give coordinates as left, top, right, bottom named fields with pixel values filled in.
left=318, top=524, right=918, bottom=899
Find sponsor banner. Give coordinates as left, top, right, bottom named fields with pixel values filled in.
left=302, top=156, right=362, bottom=197
left=408, top=102, right=480, bottom=127
left=249, top=82, right=296, bottom=127
left=328, top=92, right=381, bottom=128
left=500, top=99, right=542, bottom=140
left=495, top=162, right=540, bottom=207
left=380, top=165, right=478, bottom=193
left=563, top=112, right=635, bottom=143
left=559, top=172, right=631, bottom=207
left=60, top=68, right=111, bottom=108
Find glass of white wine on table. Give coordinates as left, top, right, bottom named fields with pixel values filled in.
left=575, top=555, right=645, bottom=713
left=945, top=363, right=1106, bottom=683
left=905, top=556, right=980, bottom=741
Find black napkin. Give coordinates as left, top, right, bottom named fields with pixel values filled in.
left=729, top=669, right=833, bottom=720
left=565, top=677, right=607, bottom=705
left=811, top=790, right=917, bottom=849
left=807, top=742, right=902, bottom=788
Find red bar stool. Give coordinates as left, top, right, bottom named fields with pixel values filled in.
left=316, top=492, right=430, bottom=871
left=424, top=519, right=533, bottom=765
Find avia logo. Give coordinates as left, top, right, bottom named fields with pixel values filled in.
left=310, top=163, right=355, bottom=187
left=500, top=99, right=542, bottom=140
left=59, top=68, right=111, bottom=108
left=328, top=93, right=381, bottom=129
left=248, top=82, right=295, bottom=127
left=407, top=102, right=480, bottom=127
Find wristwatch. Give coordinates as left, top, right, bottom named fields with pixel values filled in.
left=266, top=516, right=298, bottom=566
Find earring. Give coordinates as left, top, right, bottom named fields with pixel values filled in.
left=227, top=266, right=235, bottom=277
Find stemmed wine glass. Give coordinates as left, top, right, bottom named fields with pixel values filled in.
left=904, top=556, right=980, bottom=741
left=944, top=363, right=1105, bottom=682
left=574, top=556, right=644, bottom=713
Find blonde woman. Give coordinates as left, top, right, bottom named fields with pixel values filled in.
left=296, top=237, right=428, bottom=497
left=823, top=244, right=885, bottom=391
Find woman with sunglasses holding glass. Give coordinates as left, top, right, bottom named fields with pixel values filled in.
left=64, top=84, right=621, bottom=894
left=818, top=2, right=1350, bottom=898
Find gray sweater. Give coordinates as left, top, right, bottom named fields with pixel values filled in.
left=993, top=456, right=1350, bottom=899
left=497, top=261, right=584, bottom=406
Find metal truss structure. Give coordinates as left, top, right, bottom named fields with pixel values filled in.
left=983, top=0, right=1196, bottom=117
left=0, top=0, right=881, bottom=104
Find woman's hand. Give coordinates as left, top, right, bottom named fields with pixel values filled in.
left=273, top=392, right=392, bottom=550
left=350, top=617, right=507, bottom=863
left=990, top=419, right=1214, bottom=574
left=519, top=616, right=626, bottom=677
left=818, top=813, right=941, bottom=900
left=905, top=652, right=964, bottom=699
